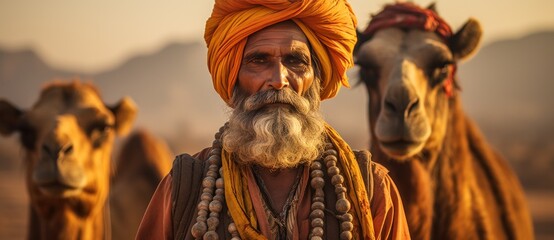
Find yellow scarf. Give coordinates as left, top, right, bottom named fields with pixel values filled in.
left=222, top=124, right=375, bottom=239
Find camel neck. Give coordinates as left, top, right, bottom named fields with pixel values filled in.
left=30, top=200, right=109, bottom=240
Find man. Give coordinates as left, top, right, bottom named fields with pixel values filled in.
left=136, top=0, right=410, bottom=239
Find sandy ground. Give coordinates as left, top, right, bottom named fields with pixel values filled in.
left=1, top=168, right=552, bottom=239
left=0, top=170, right=28, bottom=240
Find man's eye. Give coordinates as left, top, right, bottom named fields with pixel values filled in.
left=287, top=58, right=301, bottom=65
left=250, top=57, right=267, bottom=64
left=284, top=57, right=307, bottom=67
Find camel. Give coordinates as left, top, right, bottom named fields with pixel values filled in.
left=354, top=3, right=534, bottom=239
left=110, top=129, right=172, bottom=240
left=0, top=81, right=137, bottom=239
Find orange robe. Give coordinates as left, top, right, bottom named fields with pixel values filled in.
left=136, top=155, right=410, bottom=240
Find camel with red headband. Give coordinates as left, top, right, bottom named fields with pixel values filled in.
left=354, top=2, right=533, bottom=239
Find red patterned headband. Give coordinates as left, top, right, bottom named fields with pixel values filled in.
left=362, top=2, right=452, bottom=41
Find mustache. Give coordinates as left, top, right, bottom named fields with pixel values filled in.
left=242, top=88, right=311, bottom=114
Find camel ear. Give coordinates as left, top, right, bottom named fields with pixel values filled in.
left=426, top=2, right=438, bottom=14
left=0, top=99, right=23, bottom=136
left=354, top=28, right=364, bottom=55
left=450, top=18, right=482, bottom=61
left=109, top=97, right=137, bottom=136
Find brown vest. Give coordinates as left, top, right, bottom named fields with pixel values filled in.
left=170, top=148, right=374, bottom=240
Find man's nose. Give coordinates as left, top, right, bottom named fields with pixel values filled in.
left=267, top=62, right=290, bottom=90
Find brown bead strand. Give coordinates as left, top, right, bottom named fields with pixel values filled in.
left=227, top=221, right=241, bottom=240
left=323, top=143, right=353, bottom=240
left=191, top=126, right=228, bottom=239
left=309, top=160, right=326, bottom=240
left=203, top=165, right=224, bottom=239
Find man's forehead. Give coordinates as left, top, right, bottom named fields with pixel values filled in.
left=246, top=21, right=309, bottom=48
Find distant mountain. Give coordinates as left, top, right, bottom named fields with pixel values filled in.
left=0, top=48, right=84, bottom=107
left=0, top=42, right=228, bottom=152
left=91, top=41, right=229, bottom=151
left=1, top=31, right=552, bottom=161
left=459, top=31, right=554, bottom=135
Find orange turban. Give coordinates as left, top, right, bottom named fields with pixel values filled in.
left=205, top=0, right=358, bottom=103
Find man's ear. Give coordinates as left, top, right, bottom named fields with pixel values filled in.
left=450, top=18, right=482, bottom=61
left=0, top=99, right=23, bottom=136
left=108, top=97, right=137, bottom=136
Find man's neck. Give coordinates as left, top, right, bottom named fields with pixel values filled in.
left=253, top=166, right=302, bottom=214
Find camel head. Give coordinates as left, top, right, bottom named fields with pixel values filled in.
left=0, top=81, right=136, bottom=215
left=355, top=2, right=481, bottom=161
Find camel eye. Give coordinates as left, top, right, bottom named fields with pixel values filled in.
left=428, top=61, right=453, bottom=87
left=89, top=122, right=113, bottom=148
left=18, top=121, right=37, bottom=150
left=357, top=61, right=380, bottom=87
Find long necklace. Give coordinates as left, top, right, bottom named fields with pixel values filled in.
left=191, top=125, right=354, bottom=240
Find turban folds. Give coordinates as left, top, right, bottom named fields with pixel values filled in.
left=205, top=0, right=358, bottom=103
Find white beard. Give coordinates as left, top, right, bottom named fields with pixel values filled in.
left=222, top=87, right=326, bottom=169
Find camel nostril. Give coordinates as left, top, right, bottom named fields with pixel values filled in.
left=385, top=100, right=397, bottom=113
left=406, top=98, right=420, bottom=117
left=42, top=145, right=52, bottom=157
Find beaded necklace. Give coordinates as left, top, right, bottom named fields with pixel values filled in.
left=191, top=126, right=354, bottom=240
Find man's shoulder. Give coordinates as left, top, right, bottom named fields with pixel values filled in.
left=350, top=149, right=396, bottom=200
left=170, top=147, right=212, bottom=203
left=351, top=149, right=389, bottom=178
left=171, top=147, right=212, bottom=174
left=175, top=147, right=213, bottom=162
left=170, top=147, right=213, bottom=239
left=371, top=161, right=390, bottom=178
left=352, top=149, right=371, bottom=162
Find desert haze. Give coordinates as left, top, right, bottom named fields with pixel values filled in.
left=1, top=31, right=553, bottom=239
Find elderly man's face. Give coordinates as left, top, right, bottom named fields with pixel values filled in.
left=238, top=21, right=314, bottom=97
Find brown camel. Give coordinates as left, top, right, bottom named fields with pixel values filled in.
left=110, top=128, right=172, bottom=240
left=0, top=81, right=136, bottom=240
left=354, top=3, right=534, bottom=239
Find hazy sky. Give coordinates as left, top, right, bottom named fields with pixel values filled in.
left=1, top=0, right=553, bottom=72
